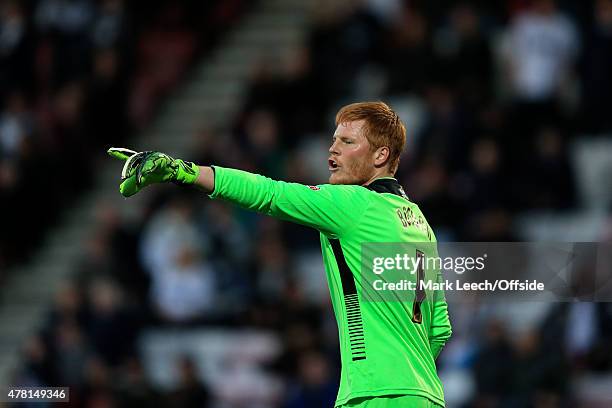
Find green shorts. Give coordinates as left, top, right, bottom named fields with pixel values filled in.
left=337, top=395, right=443, bottom=408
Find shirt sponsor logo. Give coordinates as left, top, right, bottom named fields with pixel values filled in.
left=308, top=185, right=320, bottom=191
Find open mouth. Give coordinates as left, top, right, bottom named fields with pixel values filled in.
left=328, top=158, right=339, bottom=171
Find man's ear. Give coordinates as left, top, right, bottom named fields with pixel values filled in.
left=374, top=146, right=390, bottom=168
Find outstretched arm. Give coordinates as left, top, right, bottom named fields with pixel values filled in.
left=108, top=148, right=370, bottom=237
left=202, top=165, right=370, bottom=236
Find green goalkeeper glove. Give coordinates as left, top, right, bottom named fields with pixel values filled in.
left=107, top=147, right=200, bottom=197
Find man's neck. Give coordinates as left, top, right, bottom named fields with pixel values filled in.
left=362, top=171, right=395, bottom=186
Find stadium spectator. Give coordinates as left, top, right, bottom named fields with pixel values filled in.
left=502, top=0, right=579, bottom=139
left=165, top=356, right=211, bottom=407
left=0, top=1, right=34, bottom=96
left=85, top=278, right=137, bottom=366
left=35, top=0, right=95, bottom=86
left=383, top=6, right=433, bottom=95
left=0, top=90, right=33, bottom=161
left=91, top=0, right=128, bottom=49
left=579, top=0, right=612, bottom=133
left=283, top=350, right=338, bottom=408
left=140, top=198, right=217, bottom=323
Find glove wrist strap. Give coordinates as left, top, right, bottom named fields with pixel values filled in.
left=172, top=159, right=200, bottom=185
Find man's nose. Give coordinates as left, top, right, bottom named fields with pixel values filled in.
left=329, top=140, right=339, bottom=154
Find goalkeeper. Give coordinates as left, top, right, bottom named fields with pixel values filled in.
left=109, top=102, right=451, bottom=408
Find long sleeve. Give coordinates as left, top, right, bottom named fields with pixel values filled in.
left=209, top=166, right=370, bottom=237
left=429, top=299, right=452, bottom=359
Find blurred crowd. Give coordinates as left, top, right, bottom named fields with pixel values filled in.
left=0, top=0, right=249, bottom=274
left=8, top=0, right=612, bottom=407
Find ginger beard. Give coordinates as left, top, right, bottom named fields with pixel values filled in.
left=328, top=120, right=381, bottom=186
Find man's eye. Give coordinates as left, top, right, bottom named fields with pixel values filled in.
left=344, top=139, right=353, bottom=144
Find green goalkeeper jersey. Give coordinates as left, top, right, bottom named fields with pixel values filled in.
left=210, top=167, right=452, bottom=407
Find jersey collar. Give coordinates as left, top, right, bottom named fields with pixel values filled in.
left=364, top=177, right=410, bottom=200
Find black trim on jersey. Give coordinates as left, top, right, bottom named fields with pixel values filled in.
left=330, top=238, right=366, bottom=361
left=365, top=178, right=409, bottom=200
